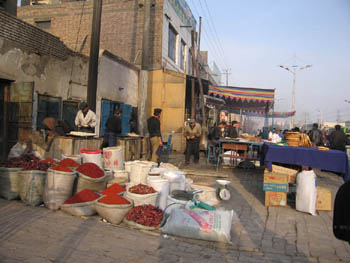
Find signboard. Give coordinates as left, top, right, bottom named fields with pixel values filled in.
left=168, top=0, right=197, bottom=29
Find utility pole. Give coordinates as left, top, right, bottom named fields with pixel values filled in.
left=278, top=56, right=312, bottom=129
left=190, top=31, right=196, bottom=119
left=192, top=17, right=205, bottom=127
left=222, top=69, right=231, bottom=86
left=337, top=110, right=341, bottom=123
left=87, top=0, right=103, bottom=112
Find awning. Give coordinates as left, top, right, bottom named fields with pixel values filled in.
left=208, top=85, right=275, bottom=113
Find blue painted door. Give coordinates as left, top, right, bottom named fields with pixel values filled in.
left=101, top=99, right=111, bottom=136
left=121, top=104, right=132, bottom=135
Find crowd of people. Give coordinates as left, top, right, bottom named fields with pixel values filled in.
left=268, top=123, right=348, bottom=152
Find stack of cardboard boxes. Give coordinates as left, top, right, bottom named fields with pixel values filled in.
left=263, top=164, right=332, bottom=211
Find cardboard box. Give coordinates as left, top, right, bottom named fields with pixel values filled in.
left=316, top=186, right=332, bottom=211
left=263, top=170, right=288, bottom=192
left=271, top=165, right=298, bottom=184
left=265, top=191, right=287, bottom=207
left=263, top=183, right=289, bottom=192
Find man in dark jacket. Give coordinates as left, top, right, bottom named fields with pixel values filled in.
left=329, top=125, right=347, bottom=152
left=227, top=121, right=239, bottom=138
left=102, top=108, right=122, bottom=148
left=147, top=108, right=162, bottom=162
left=308, top=123, right=323, bottom=146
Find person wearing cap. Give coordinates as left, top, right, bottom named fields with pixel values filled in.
left=75, top=102, right=97, bottom=133
left=101, top=107, right=122, bottom=148
left=147, top=108, right=163, bottom=162
left=184, top=119, right=202, bottom=165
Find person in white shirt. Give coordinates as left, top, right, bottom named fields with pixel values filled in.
left=75, top=102, right=97, bottom=133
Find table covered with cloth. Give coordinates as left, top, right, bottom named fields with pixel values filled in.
left=260, top=143, right=350, bottom=182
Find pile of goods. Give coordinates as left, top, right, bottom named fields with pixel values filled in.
left=64, top=189, right=100, bottom=205
left=58, top=158, right=80, bottom=168
left=101, top=184, right=126, bottom=196
left=77, top=163, right=104, bottom=178
left=1, top=154, right=50, bottom=171
left=129, top=184, right=156, bottom=194
left=125, top=204, right=163, bottom=227
left=41, top=157, right=56, bottom=165
left=284, top=132, right=301, bottom=147
left=51, top=166, right=73, bottom=173
left=98, top=195, right=130, bottom=205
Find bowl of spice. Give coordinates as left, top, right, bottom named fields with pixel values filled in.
left=123, top=204, right=164, bottom=230
left=61, top=189, right=101, bottom=216
left=95, top=194, right=133, bottom=225
left=100, top=184, right=126, bottom=196
left=124, top=184, right=158, bottom=207
left=76, top=162, right=107, bottom=192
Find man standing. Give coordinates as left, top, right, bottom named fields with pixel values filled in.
left=147, top=108, right=162, bottom=163
left=75, top=102, right=97, bottom=133
left=102, top=108, right=122, bottom=148
left=184, top=119, right=201, bottom=165
left=308, top=123, right=323, bottom=146
left=329, top=125, right=347, bottom=152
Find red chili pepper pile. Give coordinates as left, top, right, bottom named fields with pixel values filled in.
left=129, top=184, right=156, bottom=194
left=1, top=153, right=40, bottom=168
left=52, top=166, right=73, bottom=173
left=58, top=158, right=80, bottom=168
left=101, top=184, right=126, bottom=196
left=125, top=204, right=163, bottom=227
left=64, top=189, right=100, bottom=204
left=42, top=157, right=56, bottom=165
left=98, top=195, right=130, bottom=205
left=76, top=163, right=104, bottom=178
left=21, top=159, right=50, bottom=171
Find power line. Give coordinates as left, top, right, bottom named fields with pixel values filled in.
left=202, top=0, right=228, bottom=68
left=190, top=0, right=226, bottom=71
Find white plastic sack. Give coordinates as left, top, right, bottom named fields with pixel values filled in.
left=8, top=143, right=27, bottom=159
left=223, top=151, right=239, bottom=165
left=162, top=208, right=237, bottom=243
left=296, top=170, right=317, bottom=216
left=147, top=176, right=169, bottom=210
left=163, top=170, right=186, bottom=193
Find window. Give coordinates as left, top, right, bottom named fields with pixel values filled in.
left=35, top=20, right=51, bottom=30
left=168, top=24, right=177, bottom=62
left=180, top=40, right=186, bottom=70
left=37, top=94, right=61, bottom=130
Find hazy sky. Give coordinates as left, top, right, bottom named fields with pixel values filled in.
left=187, top=0, right=350, bottom=123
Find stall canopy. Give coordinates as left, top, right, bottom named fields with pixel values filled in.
left=208, top=85, right=275, bottom=114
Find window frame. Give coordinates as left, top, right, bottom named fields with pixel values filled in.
left=168, top=24, right=178, bottom=62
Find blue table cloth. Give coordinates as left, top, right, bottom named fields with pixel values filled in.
left=260, top=143, right=350, bottom=182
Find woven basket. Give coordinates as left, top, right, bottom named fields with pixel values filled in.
left=285, top=132, right=300, bottom=147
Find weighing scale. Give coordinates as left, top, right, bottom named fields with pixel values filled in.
left=216, top=179, right=232, bottom=201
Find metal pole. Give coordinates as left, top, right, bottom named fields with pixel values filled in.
left=87, top=0, right=103, bottom=112
left=291, top=70, right=296, bottom=129
left=190, top=30, right=196, bottom=119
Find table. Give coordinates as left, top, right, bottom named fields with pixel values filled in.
left=117, top=136, right=143, bottom=161
left=260, top=143, right=350, bottom=182
left=217, top=139, right=263, bottom=169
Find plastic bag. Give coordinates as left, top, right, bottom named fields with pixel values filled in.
left=296, top=170, right=317, bottom=216
left=161, top=208, right=237, bottom=243
left=8, top=143, right=27, bottom=159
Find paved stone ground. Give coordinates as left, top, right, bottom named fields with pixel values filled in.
left=0, top=153, right=349, bottom=263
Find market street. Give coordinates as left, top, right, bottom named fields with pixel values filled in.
left=0, top=154, right=349, bottom=263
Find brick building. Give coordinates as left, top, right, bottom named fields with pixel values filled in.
left=17, top=0, right=221, bottom=152
left=0, top=9, right=140, bottom=161
left=18, top=0, right=196, bottom=75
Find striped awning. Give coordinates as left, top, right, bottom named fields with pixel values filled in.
left=208, top=86, right=274, bottom=102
